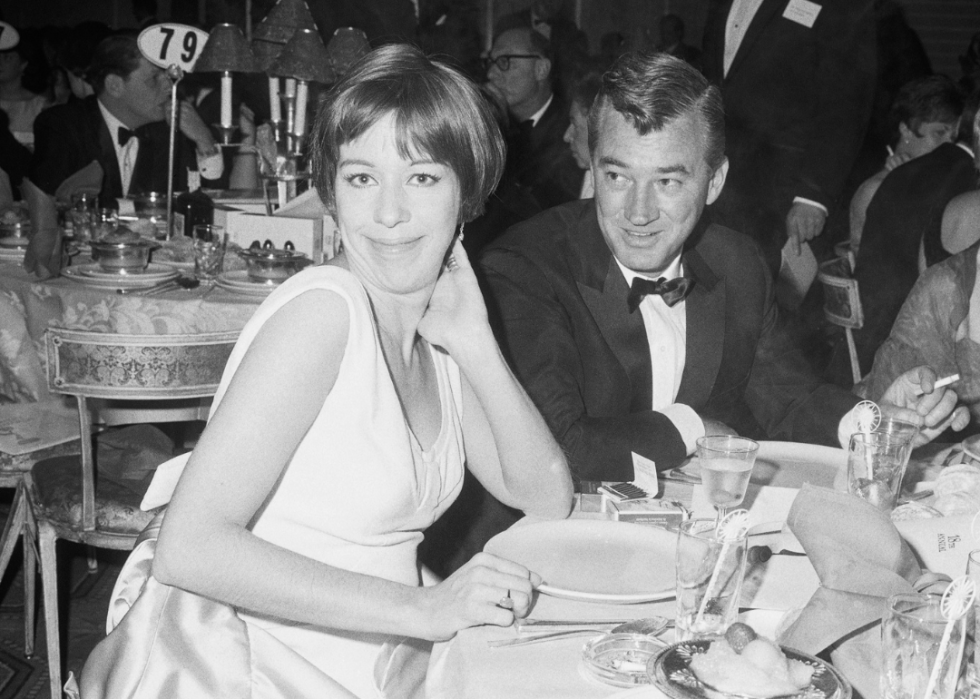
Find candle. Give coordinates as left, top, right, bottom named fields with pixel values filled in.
left=268, top=76, right=281, bottom=123
left=284, top=78, right=296, bottom=99
left=294, top=81, right=308, bottom=136
left=220, top=73, right=233, bottom=128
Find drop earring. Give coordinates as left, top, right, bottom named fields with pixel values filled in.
left=458, top=222, right=465, bottom=243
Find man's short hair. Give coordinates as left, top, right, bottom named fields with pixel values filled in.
left=87, top=32, right=142, bottom=95
left=588, top=51, right=725, bottom=170
left=890, top=75, right=964, bottom=140
left=310, top=44, right=505, bottom=223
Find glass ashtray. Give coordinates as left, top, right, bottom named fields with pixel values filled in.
left=581, top=632, right=663, bottom=688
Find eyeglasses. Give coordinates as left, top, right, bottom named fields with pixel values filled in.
left=483, top=54, right=541, bottom=72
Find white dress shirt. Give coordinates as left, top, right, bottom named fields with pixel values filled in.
left=98, top=100, right=224, bottom=196
left=527, top=94, right=553, bottom=128
left=615, top=255, right=704, bottom=455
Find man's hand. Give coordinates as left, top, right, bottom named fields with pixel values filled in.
left=786, top=202, right=827, bottom=255
left=166, top=99, right=218, bottom=157
left=879, top=366, right=970, bottom=446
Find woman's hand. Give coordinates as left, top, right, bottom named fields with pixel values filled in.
left=879, top=366, right=970, bottom=446
left=418, top=238, right=492, bottom=358
left=414, top=552, right=539, bottom=642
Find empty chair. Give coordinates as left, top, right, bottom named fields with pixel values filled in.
left=28, top=328, right=238, bottom=699
left=818, top=257, right=865, bottom=385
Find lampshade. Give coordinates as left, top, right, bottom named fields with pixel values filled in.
left=252, top=0, right=319, bottom=70
left=195, top=24, right=258, bottom=73
left=327, top=27, right=370, bottom=77
left=269, top=28, right=335, bottom=83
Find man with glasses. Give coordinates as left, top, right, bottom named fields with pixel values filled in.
left=485, top=27, right=581, bottom=213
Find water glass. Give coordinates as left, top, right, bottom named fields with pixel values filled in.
left=874, top=418, right=920, bottom=466
left=675, top=518, right=748, bottom=641
left=70, top=192, right=97, bottom=241
left=192, top=224, right=226, bottom=283
left=847, top=432, right=909, bottom=511
left=967, top=551, right=980, bottom=698
left=881, top=592, right=967, bottom=699
left=697, top=435, right=759, bottom=524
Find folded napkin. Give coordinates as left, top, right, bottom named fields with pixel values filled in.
left=779, top=484, right=924, bottom=699
left=21, top=177, right=62, bottom=279
left=53, top=160, right=103, bottom=204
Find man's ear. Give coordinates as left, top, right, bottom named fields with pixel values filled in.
left=535, top=56, right=552, bottom=82
left=705, top=157, right=728, bottom=206
left=103, top=73, right=126, bottom=98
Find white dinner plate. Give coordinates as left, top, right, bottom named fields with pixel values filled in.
left=665, top=441, right=846, bottom=490
left=215, top=271, right=276, bottom=297
left=63, top=264, right=177, bottom=289
left=484, top=519, right=676, bottom=604
left=0, top=248, right=24, bottom=262
left=77, top=263, right=177, bottom=282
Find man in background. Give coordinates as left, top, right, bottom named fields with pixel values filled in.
left=31, top=33, right=222, bottom=203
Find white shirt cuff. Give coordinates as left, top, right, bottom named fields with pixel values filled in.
left=792, top=197, right=828, bottom=215
left=197, top=151, right=225, bottom=180
left=660, top=403, right=705, bottom=456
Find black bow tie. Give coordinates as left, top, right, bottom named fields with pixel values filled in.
left=627, top=276, right=694, bottom=312
left=117, top=127, right=136, bottom=146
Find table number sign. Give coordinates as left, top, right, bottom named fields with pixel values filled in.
left=138, top=24, right=209, bottom=73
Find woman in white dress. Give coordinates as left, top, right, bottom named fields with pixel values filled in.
left=78, top=44, right=573, bottom=698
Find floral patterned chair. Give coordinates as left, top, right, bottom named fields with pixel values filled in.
left=29, top=328, right=238, bottom=699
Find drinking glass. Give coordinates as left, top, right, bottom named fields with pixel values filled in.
left=967, top=551, right=980, bottom=698
left=132, top=192, right=170, bottom=240
left=881, top=592, right=967, bottom=699
left=697, top=435, right=759, bottom=525
left=192, top=224, right=226, bottom=283
left=675, top=518, right=748, bottom=641
left=847, top=432, right=909, bottom=511
left=874, top=418, right=919, bottom=465
left=70, top=192, right=97, bottom=242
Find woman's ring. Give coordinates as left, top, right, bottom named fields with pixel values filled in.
left=496, top=589, right=513, bottom=610
left=446, top=255, right=459, bottom=272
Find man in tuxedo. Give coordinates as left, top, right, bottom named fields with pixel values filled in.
left=485, top=26, right=581, bottom=212
left=701, top=0, right=876, bottom=273
left=480, top=52, right=965, bottom=483
left=30, top=33, right=222, bottom=204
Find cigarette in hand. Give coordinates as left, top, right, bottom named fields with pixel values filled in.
left=914, top=374, right=960, bottom=396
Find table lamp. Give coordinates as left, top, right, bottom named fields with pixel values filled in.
left=194, top=23, right=259, bottom=144
left=269, top=28, right=334, bottom=153
left=327, top=27, right=370, bottom=78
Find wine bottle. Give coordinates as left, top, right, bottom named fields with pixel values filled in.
left=173, top=169, right=214, bottom=238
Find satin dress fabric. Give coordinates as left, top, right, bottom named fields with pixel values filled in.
left=76, top=266, right=466, bottom=698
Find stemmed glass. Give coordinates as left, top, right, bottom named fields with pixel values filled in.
left=696, top=435, right=759, bottom=526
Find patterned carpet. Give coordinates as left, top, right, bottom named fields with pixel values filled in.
left=0, top=520, right=123, bottom=699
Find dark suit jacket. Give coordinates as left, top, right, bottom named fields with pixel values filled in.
left=480, top=199, right=859, bottom=481
left=30, top=95, right=201, bottom=204
left=503, top=94, right=582, bottom=213
left=702, top=0, right=876, bottom=257
left=846, top=143, right=977, bottom=377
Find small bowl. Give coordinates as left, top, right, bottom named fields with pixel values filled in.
left=90, top=239, right=156, bottom=274
left=581, top=633, right=663, bottom=688
left=237, top=240, right=312, bottom=285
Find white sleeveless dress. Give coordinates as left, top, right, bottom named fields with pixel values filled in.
left=80, top=266, right=466, bottom=699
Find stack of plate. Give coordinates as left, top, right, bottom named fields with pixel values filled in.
left=0, top=236, right=27, bottom=263
left=215, top=270, right=276, bottom=297
left=63, top=263, right=178, bottom=290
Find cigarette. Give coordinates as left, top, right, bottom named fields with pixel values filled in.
left=915, top=374, right=960, bottom=396
left=934, top=374, right=960, bottom=390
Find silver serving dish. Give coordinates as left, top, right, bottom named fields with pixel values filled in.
left=237, top=240, right=311, bottom=284
left=0, top=220, right=30, bottom=248
left=89, top=237, right=157, bottom=273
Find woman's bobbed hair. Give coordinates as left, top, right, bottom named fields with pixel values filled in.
left=310, top=44, right=506, bottom=223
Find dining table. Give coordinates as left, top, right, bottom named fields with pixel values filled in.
left=0, top=260, right=264, bottom=403
left=424, top=441, right=958, bottom=699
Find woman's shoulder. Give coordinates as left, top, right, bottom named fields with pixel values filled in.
left=941, top=191, right=980, bottom=256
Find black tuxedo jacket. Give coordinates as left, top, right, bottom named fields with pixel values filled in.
left=480, top=200, right=858, bottom=481
left=503, top=94, right=582, bottom=212
left=702, top=0, right=875, bottom=254
left=847, top=143, right=977, bottom=376
left=30, top=95, right=200, bottom=204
